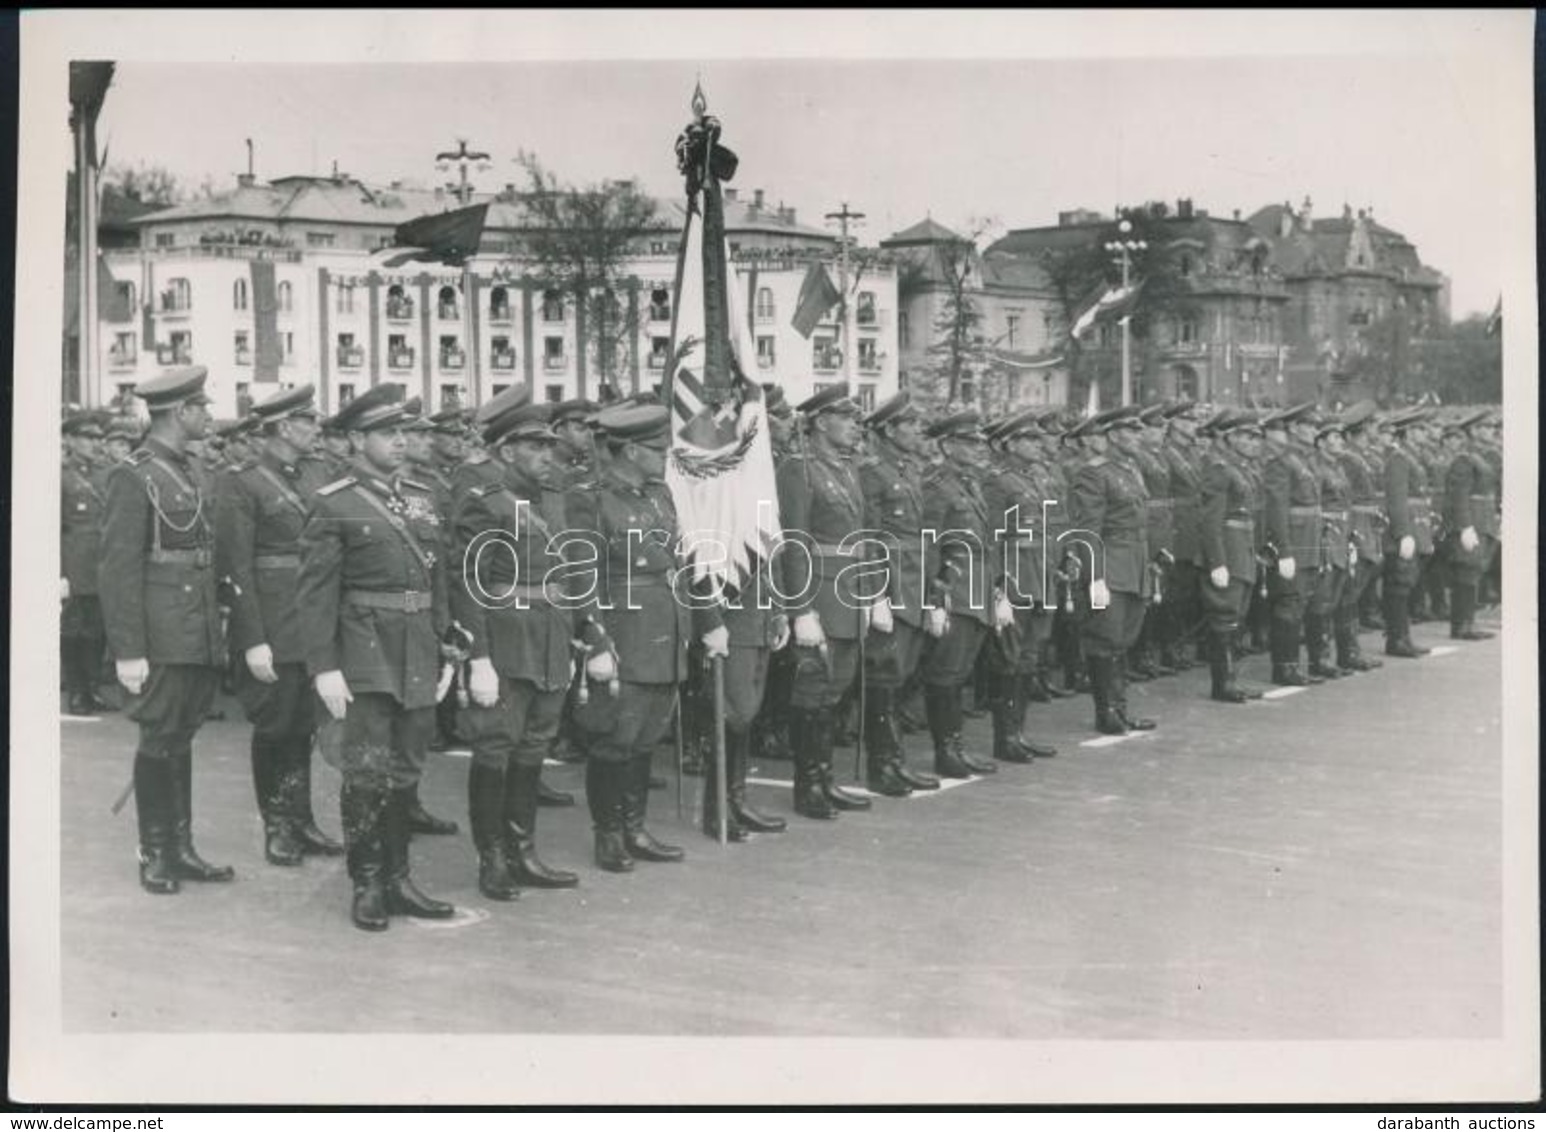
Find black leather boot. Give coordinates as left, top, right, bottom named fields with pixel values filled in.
left=536, top=773, right=576, bottom=808
left=1089, top=656, right=1126, bottom=735
left=341, top=783, right=389, bottom=931
left=587, top=760, right=634, bottom=872
left=134, top=754, right=180, bottom=895
left=405, top=782, right=459, bottom=835
left=863, top=687, right=912, bottom=797
left=288, top=735, right=344, bottom=856
left=791, top=707, right=839, bottom=818
left=505, top=764, right=579, bottom=887
left=1451, top=584, right=1493, bottom=640
left=469, top=764, right=520, bottom=902
left=168, top=748, right=235, bottom=882
left=700, top=736, right=749, bottom=842
left=383, top=788, right=456, bottom=919
left=990, top=675, right=1034, bottom=764
left=1209, top=630, right=1250, bottom=703
left=924, top=685, right=975, bottom=778
left=1012, top=672, right=1058, bottom=758
left=1109, top=658, right=1156, bottom=731
left=727, top=726, right=785, bottom=833
left=252, top=734, right=304, bottom=867
left=623, top=753, right=685, bottom=861
left=884, top=687, right=940, bottom=789
left=818, top=706, right=872, bottom=810
left=1304, top=610, right=1342, bottom=679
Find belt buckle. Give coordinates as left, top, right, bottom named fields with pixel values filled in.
left=404, top=590, right=427, bottom=613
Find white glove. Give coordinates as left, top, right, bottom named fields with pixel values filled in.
left=924, top=605, right=950, bottom=639
left=1277, top=556, right=1296, bottom=581
left=315, top=670, right=353, bottom=721
left=116, top=657, right=149, bottom=696
left=869, top=597, right=894, bottom=634
left=992, top=590, right=1015, bottom=631
left=585, top=649, right=618, bottom=683
left=244, top=643, right=278, bottom=684
left=1089, top=579, right=1111, bottom=610
left=1460, top=526, right=1480, bottom=553
left=1398, top=535, right=1416, bottom=561
left=701, top=625, right=730, bottom=659
left=793, top=612, right=825, bottom=649
left=60, top=577, right=70, bottom=601
left=468, top=657, right=500, bottom=708
left=770, top=614, right=791, bottom=652
left=1210, top=565, right=1230, bottom=589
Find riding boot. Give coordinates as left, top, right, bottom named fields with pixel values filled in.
left=1304, top=610, right=1343, bottom=679
left=133, top=754, right=180, bottom=895
left=1270, top=616, right=1314, bottom=686
left=819, top=707, right=873, bottom=810
left=1451, top=583, right=1493, bottom=640
left=288, top=735, right=344, bottom=855
left=1013, top=672, right=1058, bottom=757
left=168, top=747, right=235, bottom=882
left=863, top=687, right=913, bottom=797
left=1209, top=630, right=1250, bottom=703
left=404, top=781, right=459, bottom=836
left=587, top=759, right=634, bottom=872
left=383, top=787, right=456, bottom=918
left=1335, top=615, right=1380, bottom=672
left=536, top=770, right=576, bottom=808
left=623, top=752, right=685, bottom=861
left=1089, top=655, right=1126, bottom=735
left=253, top=734, right=304, bottom=866
left=726, top=726, right=786, bottom=832
left=990, top=674, right=1034, bottom=763
left=790, top=707, right=838, bottom=819
left=700, top=735, right=749, bottom=842
left=340, top=782, right=389, bottom=931
left=1110, top=657, right=1157, bottom=730
left=468, top=763, right=520, bottom=902
left=504, top=763, right=580, bottom=886
left=925, top=684, right=975, bottom=778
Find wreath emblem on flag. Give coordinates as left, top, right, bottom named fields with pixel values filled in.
left=670, top=416, right=759, bottom=482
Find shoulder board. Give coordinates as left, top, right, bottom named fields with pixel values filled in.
left=856, top=454, right=879, bottom=469
left=1086, top=456, right=1107, bottom=467
left=400, top=477, right=431, bottom=492
left=125, top=448, right=154, bottom=466
left=317, top=477, right=357, bottom=497
left=468, top=484, right=494, bottom=498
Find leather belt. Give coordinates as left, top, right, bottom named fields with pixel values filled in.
left=1224, top=518, right=1254, bottom=531
left=1289, top=505, right=1320, bottom=516
left=1322, top=511, right=1349, bottom=522
left=345, top=589, right=433, bottom=613
left=1408, top=496, right=1432, bottom=506
left=812, top=541, right=861, bottom=557
left=506, top=581, right=564, bottom=602
left=148, top=548, right=211, bottom=567
left=255, top=553, right=300, bottom=569
left=1352, top=504, right=1382, bottom=515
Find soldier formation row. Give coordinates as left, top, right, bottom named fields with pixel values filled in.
left=59, top=370, right=1502, bottom=932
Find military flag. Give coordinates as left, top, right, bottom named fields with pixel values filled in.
left=1070, top=280, right=1143, bottom=341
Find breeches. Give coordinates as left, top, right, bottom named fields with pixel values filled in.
left=324, top=692, right=433, bottom=792
left=128, top=663, right=220, bottom=760
left=462, top=675, right=566, bottom=771
left=789, top=638, right=859, bottom=710
left=589, top=682, right=678, bottom=764
left=921, top=617, right=989, bottom=688
left=1080, top=591, right=1148, bottom=656
left=237, top=660, right=316, bottom=741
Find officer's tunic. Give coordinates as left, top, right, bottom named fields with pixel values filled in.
left=921, top=462, right=999, bottom=687
left=1196, top=447, right=1259, bottom=631
left=983, top=454, right=1052, bottom=675
left=1262, top=441, right=1322, bottom=626
left=1382, top=441, right=1436, bottom=596
left=858, top=440, right=932, bottom=691
left=62, top=454, right=107, bottom=646
left=1443, top=442, right=1501, bottom=585
left=1069, top=452, right=1152, bottom=654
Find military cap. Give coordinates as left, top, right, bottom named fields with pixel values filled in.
left=475, top=383, right=532, bottom=427
left=1081, top=404, right=1145, bottom=434
left=984, top=407, right=1042, bottom=445
left=398, top=397, right=434, bottom=432
left=135, top=366, right=212, bottom=410
left=429, top=405, right=470, bottom=434
left=1195, top=408, right=1231, bottom=438
left=596, top=403, right=672, bottom=449
left=551, top=398, right=598, bottom=427
left=213, top=416, right=255, bottom=440
left=796, top=383, right=862, bottom=418
left=1137, top=403, right=1168, bottom=426
left=925, top=408, right=988, bottom=442
left=1337, top=400, right=1378, bottom=434
left=330, top=382, right=407, bottom=433
left=1162, top=399, right=1203, bottom=420
left=1211, top=408, right=1265, bottom=437
left=1387, top=405, right=1432, bottom=431
left=62, top=410, right=106, bottom=438
left=762, top=384, right=793, bottom=419
left=106, top=416, right=144, bottom=443
left=864, top=391, right=919, bottom=430
left=1260, top=400, right=1318, bottom=430
left=489, top=402, right=559, bottom=447
left=252, top=384, right=319, bottom=425
left=1451, top=408, right=1491, bottom=432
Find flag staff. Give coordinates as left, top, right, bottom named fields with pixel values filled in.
left=825, top=202, right=865, bottom=387
left=1103, top=218, right=1147, bottom=407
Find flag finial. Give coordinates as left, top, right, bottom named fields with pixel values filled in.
left=691, top=79, right=707, bottom=119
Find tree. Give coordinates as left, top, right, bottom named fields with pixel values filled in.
left=913, top=217, right=998, bottom=408
left=103, top=161, right=187, bottom=205
left=1413, top=315, right=1501, bottom=405
left=513, top=151, right=666, bottom=391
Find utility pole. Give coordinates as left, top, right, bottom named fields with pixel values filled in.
left=436, top=138, right=490, bottom=207
left=825, top=201, right=865, bottom=386
left=1104, top=217, right=1147, bottom=407
left=435, top=139, right=491, bottom=404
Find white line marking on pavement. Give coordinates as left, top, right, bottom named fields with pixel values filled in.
left=439, top=748, right=472, bottom=758
left=405, top=906, right=491, bottom=930
left=1261, top=686, right=1307, bottom=700
left=61, top=715, right=103, bottom=724
left=1080, top=735, right=1130, bottom=748
left=745, top=775, right=978, bottom=795
left=1428, top=646, right=1458, bottom=657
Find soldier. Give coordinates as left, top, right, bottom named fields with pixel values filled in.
left=1306, top=412, right=1357, bottom=679
left=1127, top=405, right=1177, bottom=681
left=1046, top=411, right=1090, bottom=696
left=1195, top=408, right=1266, bottom=703
left=428, top=405, right=470, bottom=484
left=856, top=392, right=942, bottom=795
left=449, top=398, right=582, bottom=898
left=62, top=411, right=110, bottom=715
left=1380, top=407, right=1439, bottom=658
left=750, top=385, right=799, bottom=766
left=316, top=417, right=355, bottom=480
left=215, top=384, right=345, bottom=868
left=1353, top=414, right=1390, bottom=632
left=294, top=384, right=457, bottom=931
left=775, top=384, right=877, bottom=819
left=1440, top=408, right=1499, bottom=640
left=101, top=416, right=142, bottom=470
left=1410, top=420, right=1453, bottom=623
left=1475, top=410, right=1504, bottom=607
left=573, top=403, right=706, bottom=870
left=1161, top=401, right=1208, bottom=669
left=1065, top=405, right=1157, bottom=735
left=219, top=416, right=259, bottom=472
left=98, top=367, right=234, bottom=895
left=1330, top=402, right=1385, bottom=672
left=1260, top=402, right=1325, bottom=687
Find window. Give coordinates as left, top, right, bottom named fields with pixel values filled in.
left=1179, top=253, right=1193, bottom=278
left=648, top=336, right=670, bottom=369
left=1179, top=317, right=1198, bottom=344
left=281, top=331, right=294, bottom=363
left=440, top=384, right=460, bottom=409
left=337, top=383, right=356, bottom=406
left=154, top=233, right=175, bottom=249
left=858, top=338, right=879, bottom=372
left=756, top=336, right=776, bottom=368
left=336, top=283, right=355, bottom=315
left=388, top=334, right=414, bottom=369
left=898, top=310, right=911, bottom=350
left=489, top=286, right=511, bottom=322
left=118, top=281, right=137, bottom=315
left=545, top=384, right=564, bottom=403
left=857, top=383, right=877, bottom=412
left=386, top=285, right=413, bottom=321
left=544, top=336, right=566, bottom=370
left=116, top=382, right=137, bottom=407
left=277, top=281, right=293, bottom=313
left=755, top=287, right=775, bottom=323
left=109, top=331, right=137, bottom=366
left=1097, top=322, right=1117, bottom=349
left=855, top=291, right=877, bottom=327
left=306, top=232, right=336, bottom=248
left=491, top=336, right=515, bottom=370
left=649, top=287, right=671, bottom=322
left=813, top=336, right=840, bottom=372
left=542, top=290, right=565, bottom=322
left=438, top=286, right=459, bottom=321
left=233, top=279, right=249, bottom=311
left=337, top=333, right=362, bottom=368
left=1042, top=311, right=1059, bottom=342
left=163, top=277, right=191, bottom=312
left=234, top=331, right=251, bottom=365
left=439, top=336, right=465, bottom=369
left=1005, top=311, right=1022, bottom=349
left=959, top=377, right=977, bottom=405
left=160, top=330, right=193, bottom=365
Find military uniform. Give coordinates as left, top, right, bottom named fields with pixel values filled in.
left=1331, top=403, right=1385, bottom=671
left=215, top=385, right=344, bottom=867
left=1441, top=410, right=1500, bottom=639
left=1163, top=407, right=1207, bottom=667
left=61, top=414, right=109, bottom=714
left=97, top=368, right=233, bottom=895
left=1261, top=403, right=1324, bottom=685
left=750, top=393, right=800, bottom=768
left=1307, top=429, right=1355, bottom=679
left=1195, top=408, right=1264, bottom=703
left=1128, top=411, right=1176, bottom=679
left=1380, top=409, right=1439, bottom=657
left=294, top=385, right=456, bottom=931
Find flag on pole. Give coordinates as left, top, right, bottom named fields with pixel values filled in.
left=790, top=261, right=842, bottom=338
left=663, top=86, right=782, bottom=591
left=1486, top=295, right=1502, bottom=337
left=1070, top=281, right=1142, bottom=341
left=367, top=202, right=490, bottom=269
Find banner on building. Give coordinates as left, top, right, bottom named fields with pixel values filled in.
left=790, top=261, right=842, bottom=339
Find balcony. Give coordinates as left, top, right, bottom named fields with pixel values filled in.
left=490, top=350, right=517, bottom=371
left=437, top=304, right=461, bottom=322
left=647, top=352, right=669, bottom=371
left=813, top=349, right=842, bottom=373
left=156, top=295, right=192, bottom=317
left=337, top=346, right=364, bottom=369
left=108, top=348, right=137, bottom=369
left=541, top=305, right=566, bottom=324
left=757, top=353, right=776, bottom=369
left=489, top=306, right=513, bottom=325
left=648, top=304, right=671, bottom=324
left=388, top=348, right=416, bottom=370
left=858, top=355, right=882, bottom=374
left=542, top=353, right=568, bottom=372
left=439, top=348, right=466, bottom=371
left=1162, top=340, right=1209, bottom=359
left=235, top=347, right=252, bottom=367
left=386, top=298, right=415, bottom=322
left=156, top=345, right=192, bottom=365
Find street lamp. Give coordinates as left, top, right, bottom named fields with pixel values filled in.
left=435, top=138, right=492, bottom=207
left=1104, top=218, right=1147, bottom=407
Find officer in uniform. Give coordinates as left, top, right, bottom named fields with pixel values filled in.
left=428, top=405, right=470, bottom=484
left=1127, top=405, right=1177, bottom=680
left=215, top=384, right=345, bottom=867
left=1260, top=402, right=1325, bottom=686
left=98, top=367, right=234, bottom=895
left=294, top=384, right=457, bottom=931
left=1193, top=408, right=1259, bottom=703
left=1410, top=419, right=1452, bottom=624
left=62, top=411, right=110, bottom=715
left=853, top=393, right=943, bottom=794
left=1066, top=405, right=1157, bottom=735
left=1162, top=401, right=1208, bottom=668
left=101, top=416, right=141, bottom=469
left=776, top=384, right=876, bottom=819
left=573, top=403, right=705, bottom=870
left=317, top=416, right=354, bottom=479
left=1306, top=411, right=1357, bottom=679
left=1048, top=411, right=1091, bottom=695
left=1381, top=407, right=1439, bottom=658
left=1331, top=402, right=1385, bottom=672
left=449, top=398, right=582, bottom=899
left=1441, top=408, right=1499, bottom=640
left=750, top=385, right=799, bottom=765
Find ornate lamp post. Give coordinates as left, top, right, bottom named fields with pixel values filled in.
left=436, top=138, right=491, bottom=207
left=434, top=139, right=491, bottom=403
left=1104, top=218, right=1147, bottom=407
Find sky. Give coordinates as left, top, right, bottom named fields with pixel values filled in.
left=91, top=52, right=1514, bottom=318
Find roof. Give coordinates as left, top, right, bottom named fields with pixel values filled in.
left=882, top=217, right=967, bottom=246
left=1245, top=204, right=1441, bottom=286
